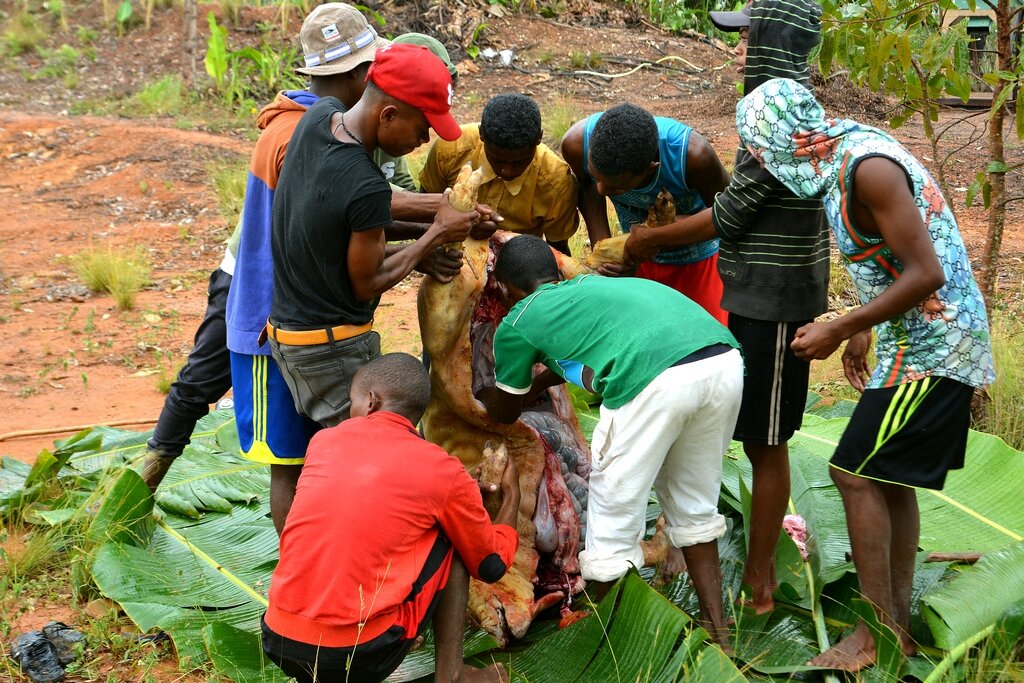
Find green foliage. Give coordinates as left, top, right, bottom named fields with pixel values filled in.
left=631, top=0, right=739, bottom=36
left=541, top=93, right=581, bottom=148
left=115, top=0, right=134, bottom=35
left=208, top=157, right=248, bottom=223
left=130, top=74, right=189, bottom=117
left=29, top=44, right=81, bottom=83
left=821, top=1, right=971, bottom=136
left=76, top=25, right=98, bottom=45
left=73, top=246, right=151, bottom=310
left=204, top=12, right=304, bottom=108
left=972, top=306, right=1024, bottom=450
left=3, top=11, right=45, bottom=56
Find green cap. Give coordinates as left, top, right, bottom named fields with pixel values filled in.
left=392, top=32, right=458, bottom=80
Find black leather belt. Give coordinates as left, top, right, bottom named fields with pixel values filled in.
left=670, top=342, right=733, bottom=367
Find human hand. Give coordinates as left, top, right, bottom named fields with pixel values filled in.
left=470, top=203, right=504, bottom=240
left=624, top=225, right=659, bottom=264
left=500, top=454, right=520, bottom=498
left=415, top=246, right=463, bottom=283
left=841, top=329, right=873, bottom=393
left=596, top=260, right=636, bottom=277
left=434, top=189, right=479, bottom=243
left=791, top=320, right=845, bottom=361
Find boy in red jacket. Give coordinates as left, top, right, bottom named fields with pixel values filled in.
left=262, top=353, right=519, bottom=682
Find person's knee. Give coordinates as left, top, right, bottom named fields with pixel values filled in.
left=830, top=465, right=872, bottom=495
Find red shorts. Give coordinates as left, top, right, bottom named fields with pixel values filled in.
left=636, top=254, right=727, bottom=324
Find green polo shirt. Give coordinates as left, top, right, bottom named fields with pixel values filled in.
left=493, top=275, right=738, bottom=409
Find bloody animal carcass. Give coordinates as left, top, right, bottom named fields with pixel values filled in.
left=418, top=232, right=594, bottom=645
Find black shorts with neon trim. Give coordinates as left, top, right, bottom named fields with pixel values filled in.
left=728, top=314, right=812, bottom=445
left=830, top=376, right=974, bottom=490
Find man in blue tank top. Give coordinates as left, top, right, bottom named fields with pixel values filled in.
left=561, top=103, right=729, bottom=323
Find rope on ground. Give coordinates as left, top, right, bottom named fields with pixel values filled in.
left=571, top=55, right=706, bottom=81
left=0, top=418, right=158, bottom=442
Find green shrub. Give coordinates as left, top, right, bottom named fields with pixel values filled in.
left=975, top=307, right=1024, bottom=450
left=209, top=158, right=249, bottom=223
left=73, top=247, right=151, bottom=310
left=131, top=74, right=188, bottom=117
left=4, top=11, right=45, bottom=56
left=541, top=94, right=581, bottom=148
left=29, top=44, right=79, bottom=81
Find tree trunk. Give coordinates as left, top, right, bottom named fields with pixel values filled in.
left=980, top=0, right=1011, bottom=304
left=183, top=0, right=198, bottom=87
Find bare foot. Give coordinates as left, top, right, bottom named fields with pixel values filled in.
left=709, top=625, right=734, bottom=656
left=808, top=627, right=876, bottom=672
left=735, top=593, right=774, bottom=616
left=455, top=662, right=509, bottom=682
left=410, top=634, right=426, bottom=651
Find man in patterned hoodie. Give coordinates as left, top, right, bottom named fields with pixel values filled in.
left=738, top=77, right=994, bottom=671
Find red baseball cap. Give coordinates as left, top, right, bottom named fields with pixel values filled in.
left=367, top=43, right=461, bottom=141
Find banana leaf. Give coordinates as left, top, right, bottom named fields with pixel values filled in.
left=0, top=455, right=33, bottom=515
left=922, top=540, right=1024, bottom=650
left=203, top=622, right=289, bottom=683
left=506, top=572, right=743, bottom=682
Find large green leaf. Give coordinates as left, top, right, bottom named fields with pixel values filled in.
left=0, top=455, right=34, bottom=516
left=917, top=431, right=1024, bottom=552
left=922, top=541, right=1024, bottom=650
left=507, top=573, right=741, bottom=682
left=203, top=622, right=289, bottom=683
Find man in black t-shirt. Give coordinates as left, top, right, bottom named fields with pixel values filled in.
left=268, top=43, right=477, bottom=429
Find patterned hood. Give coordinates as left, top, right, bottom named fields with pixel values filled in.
left=736, top=78, right=897, bottom=199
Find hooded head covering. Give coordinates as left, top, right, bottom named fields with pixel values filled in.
left=736, top=77, right=894, bottom=199
left=744, top=0, right=821, bottom=92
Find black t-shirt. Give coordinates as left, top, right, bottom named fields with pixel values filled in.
left=271, top=97, right=392, bottom=328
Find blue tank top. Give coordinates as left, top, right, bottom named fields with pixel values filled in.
left=582, top=114, right=719, bottom=265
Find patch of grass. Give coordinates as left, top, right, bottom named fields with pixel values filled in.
left=541, top=93, right=581, bottom=148
left=827, top=247, right=857, bottom=313
left=73, top=247, right=151, bottom=310
left=29, top=44, right=80, bottom=82
left=3, top=11, right=45, bottom=56
left=76, top=25, right=98, bottom=44
left=208, top=157, right=248, bottom=223
left=130, top=74, right=188, bottom=117
left=974, top=306, right=1024, bottom=450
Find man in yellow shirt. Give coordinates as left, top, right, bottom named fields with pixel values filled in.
left=419, top=93, right=580, bottom=254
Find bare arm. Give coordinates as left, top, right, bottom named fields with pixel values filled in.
left=384, top=221, right=428, bottom=241
left=685, top=132, right=731, bottom=207
left=791, top=157, right=945, bottom=360
left=348, top=197, right=477, bottom=302
left=561, top=121, right=612, bottom=245
left=622, top=133, right=727, bottom=263
left=390, top=191, right=443, bottom=222
left=476, top=385, right=524, bottom=425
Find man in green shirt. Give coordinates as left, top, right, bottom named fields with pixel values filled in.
left=477, top=235, right=744, bottom=649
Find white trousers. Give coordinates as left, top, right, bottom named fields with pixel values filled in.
left=579, top=349, right=743, bottom=582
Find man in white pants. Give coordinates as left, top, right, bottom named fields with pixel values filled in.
left=476, top=235, right=743, bottom=650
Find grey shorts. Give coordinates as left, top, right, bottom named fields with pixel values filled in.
left=269, top=330, right=381, bottom=427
